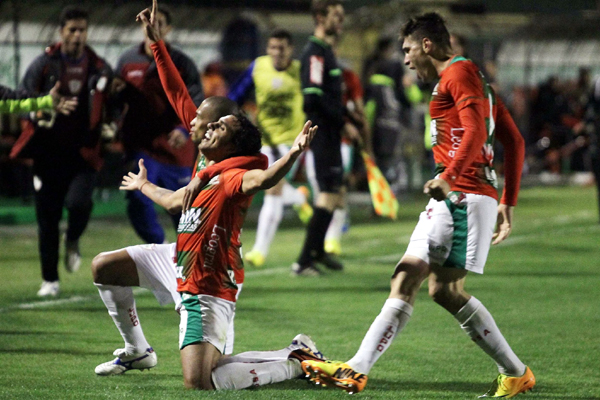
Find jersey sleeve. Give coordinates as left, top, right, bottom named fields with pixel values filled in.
left=345, top=69, right=364, bottom=101
left=196, top=153, right=268, bottom=181
left=495, top=97, right=525, bottom=206
left=151, top=40, right=197, bottom=132
left=0, top=94, right=53, bottom=114
left=222, top=168, right=249, bottom=198
left=439, top=66, right=488, bottom=184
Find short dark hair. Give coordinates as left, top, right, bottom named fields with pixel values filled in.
left=400, top=12, right=451, bottom=49
left=156, top=7, right=172, bottom=26
left=59, top=6, right=89, bottom=27
left=311, top=0, right=343, bottom=19
left=269, top=28, right=293, bottom=46
left=204, top=96, right=240, bottom=121
left=230, top=113, right=262, bottom=157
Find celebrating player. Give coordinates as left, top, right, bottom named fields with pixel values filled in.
left=301, top=13, right=535, bottom=398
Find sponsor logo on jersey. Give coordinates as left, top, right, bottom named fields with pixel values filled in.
left=448, top=128, right=464, bottom=158
left=178, top=207, right=202, bottom=233
left=203, top=224, right=227, bottom=271
left=271, top=77, right=283, bottom=89
left=310, top=56, right=324, bottom=85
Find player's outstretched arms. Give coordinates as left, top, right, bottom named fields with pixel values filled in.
left=492, top=203, right=514, bottom=245
left=120, top=159, right=184, bottom=214
left=241, top=121, right=317, bottom=195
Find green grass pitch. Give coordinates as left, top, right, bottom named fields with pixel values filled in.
left=0, top=186, right=598, bottom=399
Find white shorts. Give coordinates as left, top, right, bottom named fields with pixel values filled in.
left=405, top=194, right=498, bottom=274
left=125, top=243, right=180, bottom=308
left=179, top=293, right=235, bottom=353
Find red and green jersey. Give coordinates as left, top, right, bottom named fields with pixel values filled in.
left=175, top=168, right=252, bottom=302
left=429, top=56, right=524, bottom=206
left=429, top=56, right=498, bottom=200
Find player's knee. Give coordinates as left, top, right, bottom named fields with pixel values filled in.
left=183, top=375, right=213, bottom=390
left=429, top=284, right=462, bottom=309
left=91, top=253, right=110, bottom=283
left=390, top=259, right=428, bottom=297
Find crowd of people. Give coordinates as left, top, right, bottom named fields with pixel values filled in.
left=1, top=0, right=598, bottom=396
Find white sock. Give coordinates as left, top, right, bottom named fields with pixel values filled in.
left=454, top=297, right=526, bottom=376
left=282, top=183, right=305, bottom=206
left=212, top=359, right=301, bottom=390
left=95, top=283, right=150, bottom=354
left=252, top=195, right=284, bottom=256
left=217, top=348, right=292, bottom=366
left=347, top=298, right=413, bottom=374
left=325, top=208, right=347, bottom=241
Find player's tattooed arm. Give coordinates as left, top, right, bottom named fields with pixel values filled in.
left=120, top=159, right=185, bottom=214
left=241, top=121, right=317, bottom=195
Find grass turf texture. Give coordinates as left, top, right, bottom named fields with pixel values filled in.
left=0, top=186, right=598, bottom=399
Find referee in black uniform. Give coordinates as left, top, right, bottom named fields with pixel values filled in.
left=292, top=0, right=346, bottom=275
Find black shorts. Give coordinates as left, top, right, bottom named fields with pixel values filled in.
left=310, top=129, right=343, bottom=193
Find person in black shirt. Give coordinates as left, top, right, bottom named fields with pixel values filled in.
left=11, top=6, right=113, bottom=297
left=292, top=0, right=345, bottom=276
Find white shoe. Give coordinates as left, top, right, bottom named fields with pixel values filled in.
left=37, top=281, right=59, bottom=297
left=95, top=347, right=157, bottom=376
left=289, top=334, right=326, bottom=361
left=64, top=240, right=81, bottom=273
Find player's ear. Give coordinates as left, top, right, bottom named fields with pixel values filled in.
left=421, top=38, right=432, bottom=54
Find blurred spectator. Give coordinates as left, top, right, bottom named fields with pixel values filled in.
left=363, top=37, right=410, bottom=193
left=10, top=6, right=113, bottom=297
left=112, top=5, right=203, bottom=244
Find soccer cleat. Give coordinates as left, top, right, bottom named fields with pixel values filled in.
left=479, top=366, right=535, bottom=398
left=302, top=359, right=368, bottom=394
left=291, top=262, right=321, bottom=277
left=64, top=239, right=81, bottom=273
left=244, top=250, right=265, bottom=268
left=37, top=280, right=59, bottom=297
left=95, top=347, right=157, bottom=376
left=324, top=238, right=342, bottom=256
left=288, top=334, right=327, bottom=362
left=315, top=253, right=344, bottom=271
left=293, top=186, right=313, bottom=225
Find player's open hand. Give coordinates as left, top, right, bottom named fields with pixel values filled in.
left=136, top=0, right=161, bottom=43
left=423, top=178, right=451, bottom=201
left=492, top=204, right=514, bottom=245
left=120, top=159, right=149, bottom=191
left=49, top=82, right=78, bottom=115
left=290, top=120, right=317, bottom=156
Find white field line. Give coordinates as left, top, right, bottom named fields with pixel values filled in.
left=1, top=211, right=595, bottom=313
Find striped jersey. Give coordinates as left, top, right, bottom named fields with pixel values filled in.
left=430, top=56, right=498, bottom=200
left=175, top=168, right=252, bottom=301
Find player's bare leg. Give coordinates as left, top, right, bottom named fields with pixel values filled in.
left=92, top=250, right=156, bottom=375
left=428, top=266, right=534, bottom=397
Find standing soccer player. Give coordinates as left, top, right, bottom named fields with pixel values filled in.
left=113, top=6, right=203, bottom=244
left=302, top=13, right=535, bottom=398
left=228, top=28, right=312, bottom=268
left=10, top=6, right=113, bottom=297
left=293, top=0, right=346, bottom=276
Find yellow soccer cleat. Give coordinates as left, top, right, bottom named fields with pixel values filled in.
left=324, top=238, right=342, bottom=256
left=301, top=359, right=368, bottom=395
left=479, top=366, right=535, bottom=398
left=293, top=186, right=313, bottom=225
left=244, top=250, right=265, bottom=268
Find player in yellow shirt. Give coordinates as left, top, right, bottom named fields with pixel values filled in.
left=228, top=29, right=312, bottom=267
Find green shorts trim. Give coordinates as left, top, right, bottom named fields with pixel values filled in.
left=443, top=199, right=468, bottom=269
left=180, top=294, right=204, bottom=349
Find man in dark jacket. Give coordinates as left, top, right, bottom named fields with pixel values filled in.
left=112, top=6, right=203, bottom=244
left=10, top=6, right=113, bottom=297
